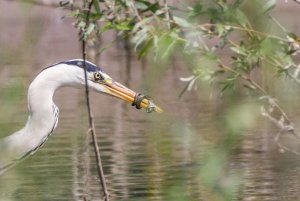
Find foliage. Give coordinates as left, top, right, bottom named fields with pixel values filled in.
left=65, top=0, right=300, bottom=95
left=61, top=0, right=300, bottom=200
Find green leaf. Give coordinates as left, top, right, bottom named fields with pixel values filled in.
left=235, top=9, right=250, bottom=28
left=115, top=21, right=132, bottom=31
left=262, top=0, right=276, bottom=13
left=173, top=16, right=193, bottom=28
left=145, top=2, right=160, bottom=13
left=66, top=10, right=80, bottom=18
left=187, top=2, right=202, bottom=18
left=138, top=39, right=153, bottom=59
left=287, top=32, right=297, bottom=40
left=135, top=1, right=148, bottom=10
left=86, top=23, right=95, bottom=36
left=135, top=0, right=160, bottom=13
left=77, top=21, right=86, bottom=29
left=259, top=38, right=276, bottom=56
left=99, top=22, right=112, bottom=33
left=93, top=1, right=101, bottom=14
left=132, top=27, right=151, bottom=51
left=243, top=84, right=256, bottom=90
left=89, top=12, right=103, bottom=21
left=216, top=24, right=226, bottom=37
left=221, top=81, right=234, bottom=92
left=230, top=46, right=247, bottom=56
left=162, top=37, right=178, bottom=59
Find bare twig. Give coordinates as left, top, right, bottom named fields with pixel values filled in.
left=163, top=0, right=171, bottom=29
left=81, top=1, right=110, bottom=200
left=218, top=59, right=292, bottom=122
left=198, top=23, right=290, bottom=43
left=275, top=130, right=300, bottom=156
left=128, top=0, right=142, bottom=21
left=218, top=59, right=300, bottom=154
left=260, top=106, right=294, bottom=132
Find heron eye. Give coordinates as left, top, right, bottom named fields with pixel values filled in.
left=94, top=72, right=104, bottom=82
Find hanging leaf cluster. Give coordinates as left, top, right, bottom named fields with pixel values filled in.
left=62, top=0, right=300, bottom=94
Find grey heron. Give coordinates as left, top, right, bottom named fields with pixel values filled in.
left=0, top=59, right=161, bottom=175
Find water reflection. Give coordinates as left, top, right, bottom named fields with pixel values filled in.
left=2, top=75, right=300, bottom=200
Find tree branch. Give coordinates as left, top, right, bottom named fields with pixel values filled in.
left=81, top=1, right=110, bottom=200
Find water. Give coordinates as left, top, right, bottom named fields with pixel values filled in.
left=3, top=74, right=300, bottom=201
left=0, top=96, right=208, bottom=201
left=1, top=1, right=300, bottom=201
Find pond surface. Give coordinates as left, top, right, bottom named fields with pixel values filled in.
left=1, top=1, right=300, bottom=201
left=2, top=75, right=300, bottom=201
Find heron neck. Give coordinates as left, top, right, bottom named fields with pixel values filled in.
left=0, top=65, right=86, bottom=175
left=0, top=67, right=67, bottom=170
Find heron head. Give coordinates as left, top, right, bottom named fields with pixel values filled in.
left=63, top=59, right=162, bottom=113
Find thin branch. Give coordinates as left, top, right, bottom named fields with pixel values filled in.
left=218, top=38, right=300, bottom=154
left=270, top=59, right=300, bottom=85
left=128, top=0, right=142, bottom=21
left=163, top=0, right=171, bottom=29
left=218, top=59, right=299, bottom=133
left=275, top=130, right=300, bottom=156
left=198, top=23, right=290, bottom=43
left=261, top=106, right=294, bottom=132
left=81, top=1, right=110, bottom=200
left=228, top=39, right=300, bottom=88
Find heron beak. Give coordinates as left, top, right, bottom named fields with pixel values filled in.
left=102, top=80, right=163, bottom=113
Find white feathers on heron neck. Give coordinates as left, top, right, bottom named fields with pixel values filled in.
left=0, top=60, right=105, bottom=174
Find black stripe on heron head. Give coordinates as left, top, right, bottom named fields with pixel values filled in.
left=41, top=59, right=103, bottom=73
left=62, top=59, right=103, bottom=72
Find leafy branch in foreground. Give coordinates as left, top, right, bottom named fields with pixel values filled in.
left=59, top=0, right=300, bottom=200
left=62, top=0, right=300, bottom=152
left=173, top=1, right=300, bottom=140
